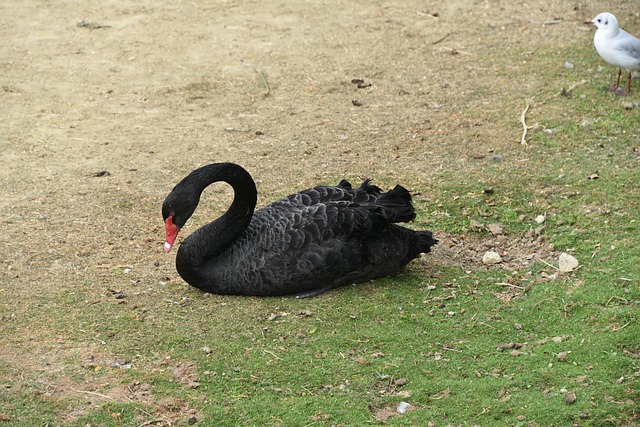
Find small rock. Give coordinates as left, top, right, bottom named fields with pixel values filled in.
left=535, top=214, right=546, bottom=224
left=187, top=415, right=197, bottom=424
left=396, top=402, right=411, bottom=414
left=558, top=253, right=579, bottom=273
left=487, top=223, right=504, bottom=235
left=491, top=154, right=503, bottom=162
left=497, top=342, right=523, bottom=352
left=394, top=378, right=409, bottom=386
left=514, top=323, right=522, bottom=330
left=111, top=359, right=131, bottom=368
left=482, top=251, right=502, bottom=265
left=622, top=102, right=634, bottom=110
left=557, top=351, right=569, bottom=362
left=565, top=392, right=577, bottom=405
left=564, top=61, right=574, bottom=69
left=202, top=346, right=212, bottom=354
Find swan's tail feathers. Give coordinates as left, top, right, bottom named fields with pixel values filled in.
left=388, top=185, right=413, bottom=204
left=358, top=179, right=383, bottom=195
left=376, top=185, right=416, bottom=223
left=337, top=179, right=353, bottom=190
left=417, top=230, right=438, bottom=253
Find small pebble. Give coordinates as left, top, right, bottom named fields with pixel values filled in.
left=397, top=402, right=411, bottom=414
left=535, top=215, right=546, bottom=224
left=565, top=392, right=577, bottom=405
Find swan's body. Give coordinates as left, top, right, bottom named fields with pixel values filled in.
left=162, top=163, right=437, bottom=298
left=586, top=12, right=640, bottom=94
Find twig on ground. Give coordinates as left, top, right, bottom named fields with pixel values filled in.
left=71, top=388, right=114, bottom=400
left=495, top=282, right=523, bottom=289
left=137, top=419, right=168, bottom=427
left=262, top=349, right=283, bottom=361
left=431, top=32, right=451, bottom=45
left=520, top=97, right=535, bottom=146
left=533, top=298, right=555, bottom=308
left=540, top=259, right=559, bottom=270
left=606, top=296, right=629, bottom=306
left=552, top=80, right=588, bottom=98
left=611, top=322, right=631, bottom=332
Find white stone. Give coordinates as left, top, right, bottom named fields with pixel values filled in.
left=558, top=253, right=579, bottom=273
left=397, top=402, right=411, bottom=414
left=535, top=215, right=546, bottom=224
left=482, top=251, right=502, bottom=265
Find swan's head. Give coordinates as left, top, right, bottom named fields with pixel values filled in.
left=162, top=185, right=199, bottom=252
left=585, top=12, right=619, bottom=32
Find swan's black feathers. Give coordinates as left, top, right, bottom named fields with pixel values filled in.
left=165, top=163, right=437, bottom=297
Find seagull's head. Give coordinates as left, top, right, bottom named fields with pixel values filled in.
left=585, top=12, right=619, bottom=32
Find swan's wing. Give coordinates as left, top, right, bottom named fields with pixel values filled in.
left=270, top=179, right=408, bottom=208
left=270, top=181, right=355, bottom=208
left=267, top=180, right=415, bottom=225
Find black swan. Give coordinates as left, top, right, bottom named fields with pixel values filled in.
left=162, top=163, right=437, bottom=298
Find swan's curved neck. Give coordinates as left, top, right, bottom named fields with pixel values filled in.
left=177, top=163, right=257, bottom=267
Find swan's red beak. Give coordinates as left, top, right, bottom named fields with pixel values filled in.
left=164, top=213, right=180, bottom=252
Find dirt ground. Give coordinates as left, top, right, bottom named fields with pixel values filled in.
left=0, top=0, right=633, bottom=422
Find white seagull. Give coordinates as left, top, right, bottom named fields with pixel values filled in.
left=585, top=12, right=640, bottom=95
